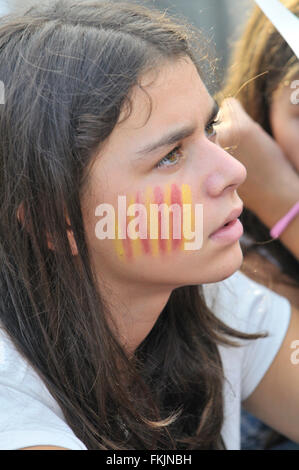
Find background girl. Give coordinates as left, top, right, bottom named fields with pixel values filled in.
left=219, top=0, right=299, bottom=449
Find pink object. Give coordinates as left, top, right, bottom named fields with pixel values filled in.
left=270, top=201, right=299, bottom=239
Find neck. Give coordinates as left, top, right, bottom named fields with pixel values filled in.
left=99, top=276, right=173, bottom=355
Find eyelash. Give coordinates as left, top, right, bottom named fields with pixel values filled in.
left=155, top=118, right=221, bottom=169
left=205, top=117, right=220, bottom=139
left=155, top=145, right=184, bottom=169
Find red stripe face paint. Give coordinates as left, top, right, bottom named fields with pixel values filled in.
left=170, top=183, right=184, bottom=251
left=109, top=183, right=198, bottom=261
left=153, top=185, right=167, bottom=255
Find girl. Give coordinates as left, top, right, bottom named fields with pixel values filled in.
left=0, top=0, right=298, bottom=450
left=218, top=0, right=299, bottom=449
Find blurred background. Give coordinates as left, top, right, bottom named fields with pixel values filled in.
left=0, top=0, right=255, bottom=86
left=148, top=0, right=254, bottom=72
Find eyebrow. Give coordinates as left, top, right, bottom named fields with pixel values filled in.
left=135, top=99, right=219, bottom=159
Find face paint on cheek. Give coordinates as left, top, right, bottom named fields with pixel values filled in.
left=114, top=222, right=134, bottom=261
left=114, top=190, right=151, bottom=261
left=132, top=190, right=152, bottom=257
left=182, top=184, right=203, bottom=251
left=114, top=197, right=133, bottom=262
left=146, top=185, right=159, bottom=257
left=153, top=185, right=168, bottom=255
left=151, top=183, right=189, bottom=255
left=113, top=183, right=194, bottom=262
left=170, top=183, right=184, bottom=251
left=128, top=192, right=142, bottom=259
left=114, top=217, right=125, bottom=259
left=182, top=184, right=195, bottom=241
left=164, top=183, right=172, bottom=253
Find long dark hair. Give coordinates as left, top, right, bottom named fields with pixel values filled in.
left=220, top=0, right=299, bottom=285
left=0, top=0, right=264, bottom=449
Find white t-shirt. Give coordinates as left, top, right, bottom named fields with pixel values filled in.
left=0, top=270, right=291, bottom=450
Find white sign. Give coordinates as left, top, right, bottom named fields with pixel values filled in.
left=254, top=0, right=299, bottom=59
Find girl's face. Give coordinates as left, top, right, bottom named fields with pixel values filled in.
left=80, top=57, right=247, bottom=293
left=269, top=73, right=299, bottom=174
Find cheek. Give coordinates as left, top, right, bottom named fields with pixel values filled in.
left=98, top=183, right=201, bottom=263
left=286, top=123, right=299, bottom=170
left=271, top=114, right=299, bottom=171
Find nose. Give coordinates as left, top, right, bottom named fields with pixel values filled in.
left=205, top=145, right=247, bottom=197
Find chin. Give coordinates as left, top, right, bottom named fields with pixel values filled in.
left=219, top=243, right=244, bottom=280
left=202, top=242, right=244, bottom=284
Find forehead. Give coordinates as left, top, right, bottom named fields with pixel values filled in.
left=118, top=57, right=209, bottom=130
left=94, top=57, right=211, bottom=160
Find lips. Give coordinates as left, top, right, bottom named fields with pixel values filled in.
left=210, top=206, right=243, bottom=236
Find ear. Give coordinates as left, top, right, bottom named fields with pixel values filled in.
left=17, top=203, right=78, bottom=256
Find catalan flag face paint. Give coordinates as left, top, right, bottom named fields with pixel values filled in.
left=94, top=183, right=203, bottom=262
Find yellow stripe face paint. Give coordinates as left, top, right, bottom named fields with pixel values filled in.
left=107, top=183, right=201, bottom=261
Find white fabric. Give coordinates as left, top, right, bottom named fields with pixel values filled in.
left=0, top=1, right=9, bottom=16
left=254, top=0, right=299, bottom=59
left=203, top=269, right=291, bottom=449
left=0, top=330, right=88, bottom=450
left=0, top=270, right=292, bottom=450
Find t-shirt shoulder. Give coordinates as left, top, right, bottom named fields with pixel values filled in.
left=202, top=270, right=292, bottom=401
left=0, top=326, right=87, bottom=450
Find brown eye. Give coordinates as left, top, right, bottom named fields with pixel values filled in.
left=155, top=145, right=184, bottom=169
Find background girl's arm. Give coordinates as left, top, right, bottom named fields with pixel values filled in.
left=253, top=178, right=299, bottom=261
left=216, top=97, right=299, bottom=260
left=242, top=304, right=299, bottom=444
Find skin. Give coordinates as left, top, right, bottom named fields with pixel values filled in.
left=103, top=183, right=197, bottom=261
left=78, top=57, right=247, bottom=355
left=270, top=74, right=299, bottom=174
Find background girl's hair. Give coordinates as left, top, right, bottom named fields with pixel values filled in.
left=219, top=0, right=299, bottom=285
left=0, top=0, right=264, bottom=449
